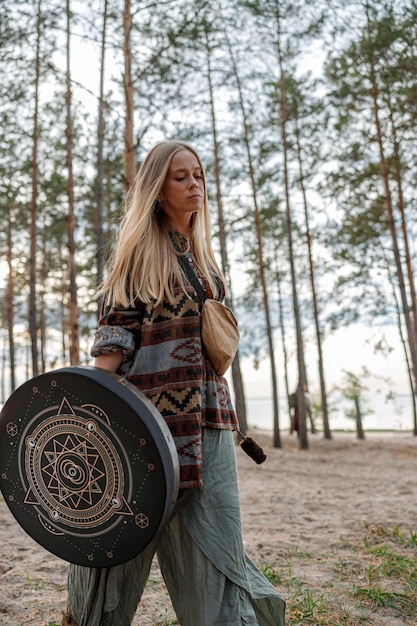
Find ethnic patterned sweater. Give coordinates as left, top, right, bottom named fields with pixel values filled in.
left=90, top=259, right=239, bottom=489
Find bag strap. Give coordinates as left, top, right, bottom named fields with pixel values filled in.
left=178, top=254, right=207, bottom=303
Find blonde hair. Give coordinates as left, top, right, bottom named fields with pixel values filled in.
left=99, top=140, right=224, bottom=307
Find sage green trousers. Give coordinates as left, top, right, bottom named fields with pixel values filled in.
left=67, top=428, right=285, bottom=626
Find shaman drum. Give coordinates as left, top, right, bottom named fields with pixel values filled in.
left=0, top=366, right=179, bottom=567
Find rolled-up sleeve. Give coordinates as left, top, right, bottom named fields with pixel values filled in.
left=90, top=300, right=145, bottom=359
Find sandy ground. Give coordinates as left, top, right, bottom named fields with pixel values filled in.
left=1, top=430, right=417, bottom=626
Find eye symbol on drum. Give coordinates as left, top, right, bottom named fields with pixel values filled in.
left=59, top=457, right=87, bottom=488
left=67, top=465, right=79, bottom=480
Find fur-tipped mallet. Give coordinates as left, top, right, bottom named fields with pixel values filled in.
left=237, top=430, right=266, bottom=464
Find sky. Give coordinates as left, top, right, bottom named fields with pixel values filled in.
left=231, top=322, right=414, bottom=431
left=241, top=323, right=408, bottom=398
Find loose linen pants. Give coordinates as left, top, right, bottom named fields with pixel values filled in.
left=68, top=428, right=286, bottom=626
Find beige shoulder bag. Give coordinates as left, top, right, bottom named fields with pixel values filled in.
left=178, top=255, right=239, bottom=377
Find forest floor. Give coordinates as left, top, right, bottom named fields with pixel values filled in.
left=0, top=431, right=417, bottom=625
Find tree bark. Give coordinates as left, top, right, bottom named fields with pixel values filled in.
left=294, top=120, right=331, bottom=439
left=6, top=210, right=15, bottom=392
left=367, top=46, right=417, bottom=393
left=275, top=6, right=308, bottom=449
left=354, top=398, right=365, bottom=440
left=275, top=262, right=291, bottom=430
left=388, top=99, right=417, bottom=355
left=383, top=248, right=417, bottom=435
left=122, top=0, right=136, bottom=191
left=29, top=0, right=42, bottom=377
left=95, top=0, right=108, bottom=300
left=393, top=283, right=417, bottom=435
left=204, top=28, right=248, bottom=432
left=225, top=28, right=282, bottom=447
left=39, top=230, right=47, bottom=374
left=65, top=0, right=79, bottom=365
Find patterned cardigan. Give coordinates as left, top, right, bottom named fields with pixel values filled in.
left=90, top=264, right=239, bottom=489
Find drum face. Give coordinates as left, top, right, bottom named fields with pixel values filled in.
left=0, top=367, right=179, bottom=567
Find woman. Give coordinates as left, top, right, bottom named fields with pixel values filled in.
left=62, top=140, right=285, bottom=626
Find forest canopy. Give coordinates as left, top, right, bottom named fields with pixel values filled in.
left=1, top=0, right=416, bottom=445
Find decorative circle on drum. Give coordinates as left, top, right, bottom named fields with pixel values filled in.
left=0, top=367, right=179, bottom=567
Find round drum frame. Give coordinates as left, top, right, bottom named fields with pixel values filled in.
left=0, top=366, right=179, bottom=567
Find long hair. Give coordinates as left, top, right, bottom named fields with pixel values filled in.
left=99, top=140, right=225, bottom=307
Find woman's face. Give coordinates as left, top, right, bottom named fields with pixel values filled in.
left=160, top=149, right=204, bottom=234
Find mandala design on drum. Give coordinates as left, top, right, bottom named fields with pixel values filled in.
left=23, top=396, right=132, bottom=531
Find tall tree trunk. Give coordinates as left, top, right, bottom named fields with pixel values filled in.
left=29, top=0, right=42, bottom=378
left=366, top=28, right=417, bottom=393
left=65, top=0, right=79, bottom=365
left=6, top=210, right=15, bottom=392
left=224, top=30, right=282, bottom=447
left=275, top=264, right=291, bottom=429
left=387, top=100, right=417, bottom=434
left=294, top=120, right=331, bottom=439
left=1, top=331, right=5, bottom=401
left=39, top=218, right=49, bottom=373
left=39, top=298, right=46, bottom=372
left=392, top=282, right=417, bottom=435
left=60, top=246, right=68, bottom=366
left=383, top=248, right=417, bottom=435
left=363, top=3, right=417, bottom=394
left=122, top=0, right=136, bottom=191
left=354, top=398, right=365, bottom=440
left=275, top=7, right=308, bottom=449
left=388, top=99, right=417, bottom=347
left=95, top=0, right=108, bottom=301
left=204, top=28, right=247, bottom=432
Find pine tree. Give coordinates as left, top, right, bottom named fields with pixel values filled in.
left=324, top=0, right=417, bottom=418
